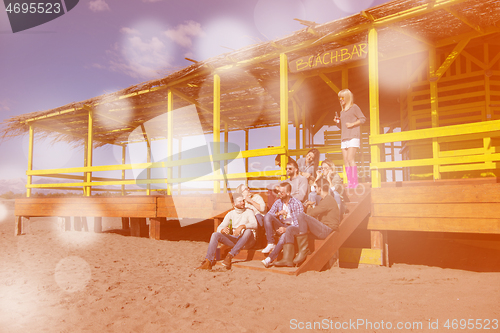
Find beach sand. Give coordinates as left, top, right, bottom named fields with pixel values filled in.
left=0, top=199, right=499, bottom=332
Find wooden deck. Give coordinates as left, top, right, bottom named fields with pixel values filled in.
left=368, top=178, right=500, bottom=234
left=14, top=194, right=233, bottom=238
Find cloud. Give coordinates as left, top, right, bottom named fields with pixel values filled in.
left=107, top=36, right=173, bottom=79
left=120, top=27, right=140, bottom=35
left=0, top=100, right=11, bottom=112
left=89, top=0, right=110, bottom=12
left=164, top=21, right=205, bottom=48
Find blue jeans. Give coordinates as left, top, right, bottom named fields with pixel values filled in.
left=263, top=213, right=288, bottom=244
left=297, top=212, right=333, bottom=239
left=255, top=213, right=264, bottom=228
left=205, top=229, right=256, bottom=261
left=266, top=225, right=300, bottom=260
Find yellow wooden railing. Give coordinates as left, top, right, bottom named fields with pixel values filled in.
left=26, top=146, right=289, bottom=192
left=370, top=119, right=500, bottom=176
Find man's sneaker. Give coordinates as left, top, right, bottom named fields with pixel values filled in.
left=261, top=257, right=272, bottom=268
left=222, top=253, right=233, bottom=269
left=261, top=243, right=275, bottom=254
left=196, top=258, right=212, bottom=270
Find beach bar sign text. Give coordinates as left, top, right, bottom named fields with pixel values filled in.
left=289, top=42, right=367, bottom=73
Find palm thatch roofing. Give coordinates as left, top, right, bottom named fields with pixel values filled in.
left=2, top=0, right=500, bottom=148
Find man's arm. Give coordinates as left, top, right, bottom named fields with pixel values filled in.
left=289, top=198, right=304, bottom=226
left=296, top=176, right=309, bottom=202
left=309, top=196, right=337, bottom=219
left=216, top=211, right=231, bottom=233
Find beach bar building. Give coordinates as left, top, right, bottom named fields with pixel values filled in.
left=3, top=0, right=500, bottom=274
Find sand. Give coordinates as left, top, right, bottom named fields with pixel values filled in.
left=0, top=199, right=499, bottom=332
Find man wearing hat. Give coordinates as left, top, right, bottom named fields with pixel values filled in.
left=197, top=193, right=258, bottom=270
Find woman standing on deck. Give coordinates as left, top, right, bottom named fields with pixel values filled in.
left=334, top=89, right=366, bottom=189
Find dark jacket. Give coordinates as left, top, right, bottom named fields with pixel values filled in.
left=308, top=194, right=340, bottom=230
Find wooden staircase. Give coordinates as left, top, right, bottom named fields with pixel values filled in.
left=219, top=186, right=372, bottom=275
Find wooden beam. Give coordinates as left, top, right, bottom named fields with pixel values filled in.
left=319, top=73, right=340, bottom=93
left=368, top=28, right=381, bottom=188
left=170, top=88, right=245, bottom=131
left=26, top=125, right=34, bottom=198
left=444, top=7, right=484, bottom=34
left=371, top=117, right=500, bottom=145
left=429, top=48, right=440, bottom=180
left=280, top=53, right=289, bottom=179
left=213, top=74, right=221, bottom=194
left=167, top=89, right=173, bottom=195
left=387, top=25, right=434, bottom=47
left=368, top=216, right=500, bottom=234
left=85, top=110, right=94, bottom=196
left=432, top=38, right=471, bottom=80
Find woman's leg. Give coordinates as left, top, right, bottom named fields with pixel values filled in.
left=346, top=147, right=357, bottom=166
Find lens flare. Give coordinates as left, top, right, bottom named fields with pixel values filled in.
left=333, top=0, right=375, bottom=14
left=54, top=256, right=91, bottom=293
left=0, top=203, right=8, bottom=222
left=254, top=0, right=305, bottom=40
left=194, top=17, right=255, bottom=60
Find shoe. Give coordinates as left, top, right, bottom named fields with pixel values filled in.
left=273, top=244, right=295, bottom=267
left=293, top=233, right=310, bottom=266
left=261, top=243, right=275, bottom=254
left=222, top=253, right=233, bottom=269
left=197, top=258, right=212, bottom=270
left=261, top=257, right=272, bottom=268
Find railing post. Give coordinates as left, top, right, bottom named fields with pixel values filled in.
left=167, top=89, right=173, bottom=195
left=280, top=53, right=289, bottom=180
left=429, top=48, right=441, bottom=180
left=368, top=28, right=381, bottom=188
left=85, top=109, right=93, bottom=196
left=121, top=145, right=126, bottom=196
left=26, top=125, right=34, bottom=197
left=213, top=73, right=221, bottom=193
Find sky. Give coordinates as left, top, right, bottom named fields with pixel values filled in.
left=0, top=0, right=391, bottom=187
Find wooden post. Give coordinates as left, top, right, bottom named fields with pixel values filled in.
left=245, top=129, right=249, bottom=187
left=149, top=217, right=164, bottom=240
left=85, top=109, right=94, bottom=196
left=213, top=73, right=221, bottom=193
left=178, top=137, right=182, bottom=195
left=130, top=218, right=147, bottom=237
left=26, top=125, right=34, bottom=198
left=15, top=216, right=23, bottom=235
left=368, top=28, right=384, bottom=266
left=93, top=217, right=102, bottom=233
left=121, top=217, right=130, bottom=230
left=224, top=122, right=228, bottom=193
left=368, top=27, right=381, bottom=188
left=483, top=43, right=493, bottom=169
left=371, top=230, right=389, bottom=267
left=429, top=48, right=441, bottom=180
left=140, top=124, right=152, bottom=196
left=121, top=145, right=126, bottom=196
left=167, top=89, right=174, bottom=195
left=280, top=53, right=289, bottom=179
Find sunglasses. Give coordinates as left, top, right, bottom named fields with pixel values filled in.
left=338, top=96, right=345, bottom=101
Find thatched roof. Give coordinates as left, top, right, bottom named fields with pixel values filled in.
left=2, top=0, right=499, bottom=148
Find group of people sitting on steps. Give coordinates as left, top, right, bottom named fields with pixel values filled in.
left=197, top=88, right=365, bottom=270
left=197, top=154, right=343, bottom=271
